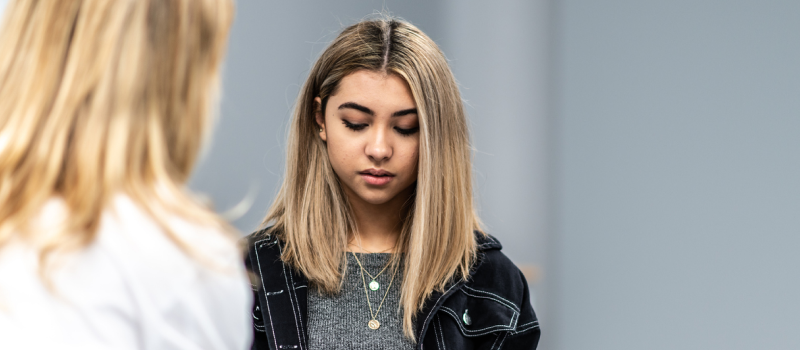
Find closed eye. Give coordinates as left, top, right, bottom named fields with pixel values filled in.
left=343, top=120, right=367, bottom=131
left=395, top=126, right=419, bottom=136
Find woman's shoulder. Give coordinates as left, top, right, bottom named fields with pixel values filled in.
left=435, top=231, right=540, bottom=349
left=98, top=194, right=248, bottom=293
left=468, top=231, right=533, bottom=312
left=438, top=231, right=540, bottom=343
left=99, top=194, right=253, bottom=348
left=242, top=226, right=280, bottom=257
left=242, top=226, right=307, bottom=297
left=102, top=194, right=239, bottom=266
left=242, top=226, right=283, bottom=270
left=243, top=226, right=279, bottom=246
left=96, top=195, right=250, bottom=313
left=0, top=195, right=253, bottom=348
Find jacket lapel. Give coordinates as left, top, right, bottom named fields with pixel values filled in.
left=249, top=233, right=309, bottom=350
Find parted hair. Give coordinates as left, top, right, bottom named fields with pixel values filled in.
left=262, top=17, right=483, bottom=340
left=0, top=0, right=234, bottom=276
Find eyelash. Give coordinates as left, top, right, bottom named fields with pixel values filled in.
left=342, top=120, right=419, bottom=136
left=395, top=127, right=419, bottom=136
left=342, top=120, right=366, bottom=131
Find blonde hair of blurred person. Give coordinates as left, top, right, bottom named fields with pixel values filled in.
left=246, top=18, right=539, bottom=349
left=0, top=0, right=252, bottom=349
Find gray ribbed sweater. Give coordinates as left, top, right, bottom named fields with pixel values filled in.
left=307, top=253, right=415, bottom=349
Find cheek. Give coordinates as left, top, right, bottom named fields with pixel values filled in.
left=398, top=139, right=420, bottom=176
left=325, top=134, right=359, bottom=174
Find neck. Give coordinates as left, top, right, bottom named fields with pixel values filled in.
left=345, top=187, right=414, bottom=254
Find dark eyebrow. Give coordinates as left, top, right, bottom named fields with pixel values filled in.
left=338, top=102, right=374, bottom=116
left=392, top=108, right=418, bottom=117
left=338, top=102, right=417, bottom=118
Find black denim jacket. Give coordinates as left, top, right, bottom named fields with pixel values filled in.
left=244, top=228, right=540, bottom=350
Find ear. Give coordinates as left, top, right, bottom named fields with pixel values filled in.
left=314, top=96, right=327, bottom=141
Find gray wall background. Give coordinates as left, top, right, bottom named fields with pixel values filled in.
left=183, top=0, right=800, bottom=349
left=550, top=1, right=800, bottom=350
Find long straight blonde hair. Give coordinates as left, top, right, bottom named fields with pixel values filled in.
left=0, top=0, right=234, bottom=274
left=262, top=18, right=483, bottom=340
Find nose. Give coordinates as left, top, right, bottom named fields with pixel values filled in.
left=365, top=127, right=392, bottom=162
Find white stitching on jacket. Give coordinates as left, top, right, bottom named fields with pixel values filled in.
left=287, top=260, right=307, bottom=348
left=253, top=239, right=279, bottom=350
left=277, top=240, right=305, bottom=350
left=460, top=286, right=519, bottom=312
left=489, top=331, right=504, bottom=350
left=433, top=315, right=443, bottom=350
left=438, top=306, right=516, bottom=336
left=436, top=315, right=447, bottom=350
left=509, top=309, right=519, bottom=329
left=418, top=283, right=461, bottom=341
left=493, top=332, right=509, bottom=350
left=510, top=320, right=540, bottom=335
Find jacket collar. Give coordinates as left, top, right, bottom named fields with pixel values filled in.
left=475, top=231, right=502, bottom=251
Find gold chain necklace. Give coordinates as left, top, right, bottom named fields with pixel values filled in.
left=352, top=251, right=397, bottom=330
left=351, top=232, right=395, bottom=291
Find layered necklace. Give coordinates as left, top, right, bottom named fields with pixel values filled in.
left=350, top=232, right=398, bottom=330
left=352, top=251, right=398, bottom=330
left=350, top=232, right=395, bottom=291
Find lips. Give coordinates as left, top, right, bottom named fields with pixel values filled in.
left=359, top=168, right=394, bottom=186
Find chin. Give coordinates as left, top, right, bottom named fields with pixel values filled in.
left=357, top=193, right=395, bottom=205
left=351, top=186, right=401, bottom=205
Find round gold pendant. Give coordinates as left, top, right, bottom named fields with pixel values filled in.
left=369, top=280, right=380, bottom=291
left=368, top=319, right=381, bottom=330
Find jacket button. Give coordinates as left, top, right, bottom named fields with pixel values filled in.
left=463, top=309, right=472, bottom=326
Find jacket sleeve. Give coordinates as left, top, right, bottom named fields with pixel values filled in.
left=500, top=270, right=541, bottom=349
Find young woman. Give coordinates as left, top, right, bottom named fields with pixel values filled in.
left=0, top=0, right=251, bottom=348
left=246, top=18, right=540, bottom=349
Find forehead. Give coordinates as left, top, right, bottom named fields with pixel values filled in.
left=333, top=70, right=416, bottom=108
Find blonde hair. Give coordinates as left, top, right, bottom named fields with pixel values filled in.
left=262, top=18, right=482, bottom=340
left=0, top=0, right=234, bottom=274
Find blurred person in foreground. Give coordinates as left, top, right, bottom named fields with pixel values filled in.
left=0, top=0, right=252, bottom=348
left=244, top=17, right=540, bottom=349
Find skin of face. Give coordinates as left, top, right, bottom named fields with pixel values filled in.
left=315, top=70, right=420, bottom=210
